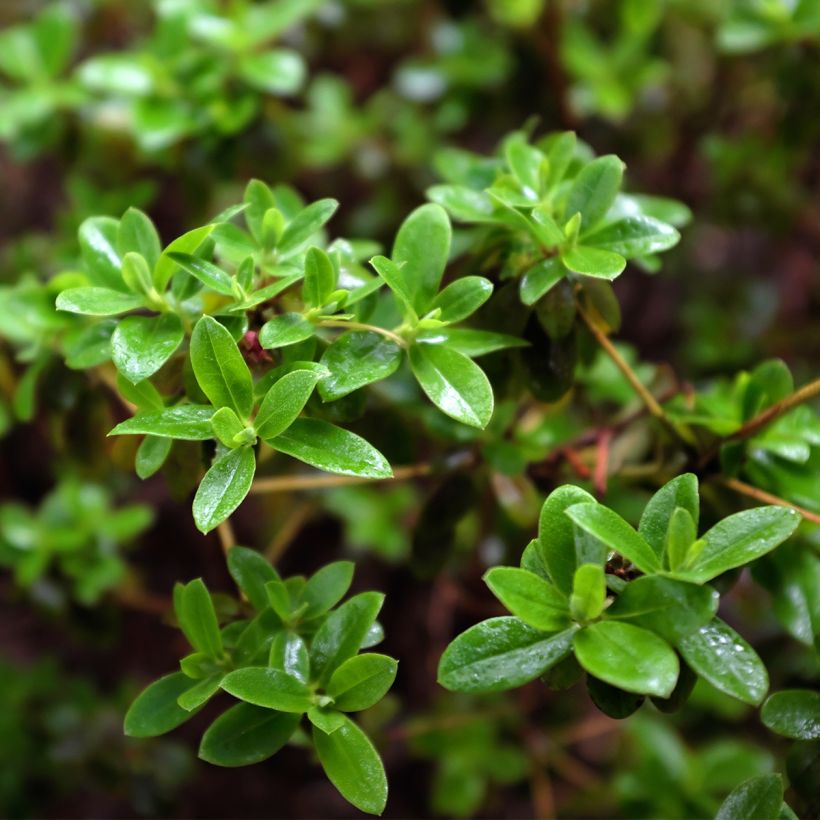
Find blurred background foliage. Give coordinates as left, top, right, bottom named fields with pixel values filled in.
left=0, top=0, right=818, bottom=817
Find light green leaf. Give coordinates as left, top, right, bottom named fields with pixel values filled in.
left=430, top=276, right=493, bottom=323
left=415, top=328, right=527, bottom=358
left=409, top=342, right=493, bottom=428
left=258, top=312, right=315, bottom=349
left=118, top=207, right=161, bottom=271
left=327, top=653, right=398, bottom=712
left=190, top=315, right=254, bottom=419
left=269, top=418, right=392, bottom=479
left=715, top=774, right=784, bottom=820
left=78, top=216, right=122, bottom=289
left=177, top=674, right=223, bottom=711
left=303, top=246, right=337, bottom=309
left=369, top=255, right=417, bottom=318
left=220, top=667, right=313, bottom=713
left=638, top=473, right=699, bottom=560
left=318, top=331, right=402, bottom=401
left=167, top=252, right=234, bottom=296
left=254, top=369, right=321, bottom=439
left=154, top=224, right=215, bottom=291
left=520, top=257, right=566, bottom=306
left=561, top=247, right=626, bottom=279
left=211, top=407, right=246, bottom=448
left=573, top=621, right=679, bottom=698
left=426, top=184, right=496, bottom=222
left=438, top=617, right=576, bottom=693
left=176, top=578, right=223, bottom=658
left=109, top=405, right=215, bottom=440
left=583, top=215, right=680, bottom=257
left=269, top=631, right=310, bottom=683
left=238, top=48, right=305, bottom=95
left=124, top=672, right=200, bottom=737
left=761, top=690, right=820, bottom=740
left=56, top=287, right=144, bottom=316
left=111, top=313, right=183, bottom=384
left=678, top=618, right=768, bottom=705
left=313, top=715, right=388, bottom=815
left=192, top=446, right=256, bottom=533
left=564, top=155, right=624, bottom=230
left=569, top=563, right=605, bottom=622
left=483, top=567, right=570, bottom=631
left=135, top=435, right=171, bottom=479
left=277, top=198, right=338, bottom=257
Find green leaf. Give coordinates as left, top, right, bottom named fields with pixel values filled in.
left=308, top=706, right=346, bottom=734
left=426, top=184, right=496, bottom=222
left=124, top=672, right=199, bottom=737
left=192, top=446, right=256, bottom=534
left=154, top=224, right=215, bottom=291
left=238, top=48, right=305, bottom=95
left=583, top=215, right=680, bottom=257
left=565, top=155, right=624, bottom=231
left=111, top=313, right=184, bottom=384
left=561, top=246, right=626, bottom=279
left=483, top=567, right=570, bottom=631
left=678, top=618, right=768, bottom=705
left=254, top=369, right=321, bottom=439
left=327, top=653, right=398, bottom=711
left=677, top=506, right=800, bottom=584
left=167, top=252, right=234, bottom=296
left=438, top=618, right=576, bottom=693
left=565, top=503, right=660, bottom=574
left=268, top=418, right=392, bottom=479
left=430, top=276, right=493, bottom=323
left=303, top=561, right=355, bottom=619
left=211, top=407, right=247, bottom=448
left=78, top=216, right=123, bottom=289
left=269, top=631, right=310, bottom=683
left=605, top=576, right=718, bottom=643
left=190, top=315, right=254, bottom=419
left=303, top=246, right=337, bottom=309
left=177, top=674, right=223, bottom=711
left=409, top=342, right=493, bottom=429
left=392, top=203, right=451, bottom=314
left=573, top=621, right=679, bottom=698
left=109, top=405, right=215, bottom=440
left=538, top=485, right=597, bottom=595
left=135, top=435, right=171, bottom=479
left=761, top=690, right=820, bottom=740
left=176, top=578, right=223, bottom=658
left=569, top=563, right=605, bottom=622
left=312, top=715, right=388, bottom=815
left=258, top=312, right=315, bottom=349
left=369, top=255, right=417, bottom=318
left=277, top=198, right=338, bottom=257
left=121, top=252, right=154, bottom=296
left=638, top=473, right=699, bottom=560
left=118, top=207, right=161, bottom=271
left=318, top=331, right=402, bottom=401
left=56, top=287, right=144, bottom=316
left=227, top=546, right=280, bottom=612
left=310, top=591, right=384, bottom=686
left=520, top=258, right=566, bottom=306
left=220, top=667, right=313, bottom=713
left=416, top=328, right=527, bottom=358
left=199, top=704, right=300, bottom=767
left=715, top=774, right=784, bottom=820
left=586, top=676, right=645, bottom=719
left=665, top=507, right=698, bottom=572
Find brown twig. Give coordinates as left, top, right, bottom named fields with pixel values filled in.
left=728, top=377, right=820, bottom=443
left=718, top=477, right=820, bottom=525
left=216, top=519, right=236, bottom=556
left=264, top=500, right=315, bottom=564
left=524, top=729, right=555, bottom=820
left=593, top=429, right=612, bottom=498
left=250, top=462, right=435, bottom=494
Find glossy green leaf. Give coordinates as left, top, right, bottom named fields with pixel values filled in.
left=269, top=418, right=392, bottom=479
left=269, top=631, right=310, bottom=683
left=176, top=578, right=223, bottom=658
left=409, top=342, right=493, bottom=429
left=220, top=667, right=313, bottom=713
left=277, top=198, right=338, bottom=256
left=190, top=315, right=253, bottom=419
left=56, top=287, right=144, bottom=316
left=199, top=704, right=300, bottom=767
left=211, top=407, right=246, bottom=448
left=192, top=446, right=256, bottom=534
left=677, top=506, right=800, bottom=583
left=573, top=621, right=679, bottom=698
left=135, top=435, right=171, bottom=479
left=564, top=155, right=623, bottom=231
left=109, top=405, right=215, bottom=440
left=154, top=224, right=215, bottom=291
left=678, top=618, right=768, bottom=705
left=310, top=591, right=385, bottom=686
left=761, top=690, right=820, bottom=740
left=537, top=485, right=597, bottom=595
left=303, top=246, right=337, bottom=308
left=416, top=328, right=527, bottom=358
left=565, top=502, right=660, bottom=574
left=254, top=369, right=321, bottom=439
left=258, top=312, right=315, bottom=349
left=120, top=252, right=154, bottom=296
left=715, top=774, right=784, bottom=820
left=438, top=617, right=576, bottom=693
left=561, top=246, right=626, bottom=279
left=308, top=706, right=346, bottom=734
left=118, top=207, right=161, bottom=271
left=167, top=252, right=234, bottom=296
left=430, top=276, right=493, bottom=323
left=78, top=216, right=122, bottom=289
left=392, top=203, right=451, bottom=313
left=569, top=563, right=605, bottom=622
left=520, top=257, right=566, bottom=306
left=426, top=184, right=496, bottom=222
left=369, top=255, right=417, bottom=318
left=665, top=507, right=697, bottom=572
left=318, top=331, right=402, bottom=401
left=302, top=561, right=355, bottom=619
left=583, top=215, right=680, bottom=257
left=483, top=567, right=570, bottom=631
left=177, top=674, right=223, bottom=711
left=606, top=576, right=718, bottom=643
left=313, top=715, right=388, bottom=815
left=111, top=313, right=183, bottom=384
left=638, top=473, right=700, bottom=559
left=327, top=653, right=398, bottom=711
left=124, top=672, right=199, bottom=737
left=227, top=546, right=280, bottom=612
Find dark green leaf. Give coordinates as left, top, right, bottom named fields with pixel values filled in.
left=167, top=252, right=234, bottom=296
left=761, top=690, right=820, bottom=740
left=565, top=155, right=623, bottom=230
left=520, top=258, right=566, bottom=306
left=416, top=328, right=527, bottom=358
left=638, top=473, right=699, bottom=560
left=318, top=331, right=402, bottom=401
left=258, top=312, right=315, bottom=349
left=277, top=199, right=338, bottom=256
left=715, top=774, right=784, bottom=820
left=227, top=546, right=280, bottom=612
left=303, top=561, right=355, bottom=619
left=254, top=369, right=322, bottom=439
left=135, top=435, right=171, bottom=479
left=56, top=287, right=144, bottom=316
left=111, top=313, right=183, bottom=383
left=124, top=672, right=199, bottom=737
left=327, top=653, right=398, bottom=711
left=176, top=578, right=223, bottom=658
left=430, top=276, right=493, bottom=323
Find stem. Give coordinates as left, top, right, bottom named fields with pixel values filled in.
left=728, top=377, right=820, bottom=443
left=264, top=500, right=315, bottom=563
left=318, top=319, right=405, bottom=348
left=216, top=519, right=236, bottom=556
left=718, top=477, right=820, bottom=525
left=250, top=462, right=434, bottom=494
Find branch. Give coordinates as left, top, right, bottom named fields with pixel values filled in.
left=318, top=319, right=405, bottom=348
left=718, top=477, right=820, bottom=526
left=727, top=377, right=820, bottom=443
left=216, top=519, right=236, bottom=556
